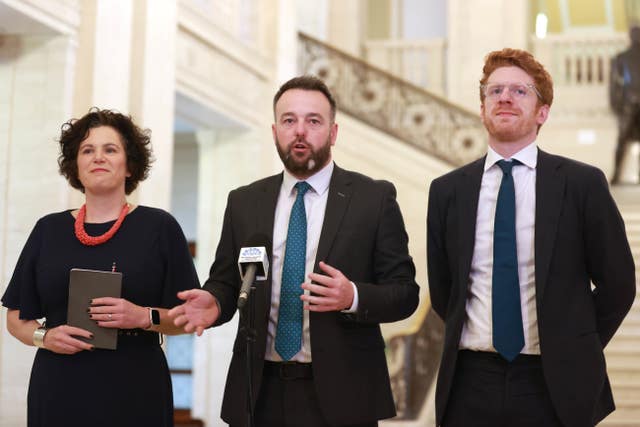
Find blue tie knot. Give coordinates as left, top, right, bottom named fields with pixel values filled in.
left=496, top=159, right=521, bottom=175
left=295, top=181, right=311, bottom=197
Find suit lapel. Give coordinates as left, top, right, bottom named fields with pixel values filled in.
left=315, top=164, right=352, bottom=269
left=534, top=150, right=565, bottom=303
left=254, top=174, right=281, bottom=240
left=457, top=158, right=484, bottom=289
left=254, top=174, right=282, bottom=301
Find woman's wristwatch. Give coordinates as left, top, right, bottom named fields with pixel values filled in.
left=33, top=326, right=48, bottom=348
left=145, top=308, right=160, bottom=330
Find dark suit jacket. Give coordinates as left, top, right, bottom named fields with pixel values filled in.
left=203, top=164, right=419, bottom=426
left=427, top=149, right=636, bottom=427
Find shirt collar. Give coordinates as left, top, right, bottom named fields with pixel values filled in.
left=484, top=143, right=538, bottom=172
left=282, top=161, right=334, bottom=196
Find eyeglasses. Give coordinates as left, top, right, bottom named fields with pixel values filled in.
left=480, top=83, right=542, bottom=101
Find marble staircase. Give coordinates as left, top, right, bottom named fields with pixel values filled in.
left=600, top=187, right=640, bottom=426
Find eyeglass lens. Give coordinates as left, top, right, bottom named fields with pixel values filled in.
left=484, top=84, right=532, bottom=98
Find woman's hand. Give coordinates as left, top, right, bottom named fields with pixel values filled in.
left=89, top=297, right=148, bottom=330
left=6, top=309, right=93, bottom=354
left=43, top=325, right=95, bottom=354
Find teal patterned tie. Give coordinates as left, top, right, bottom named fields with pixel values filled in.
left=275, top=181, right=311, bottom=360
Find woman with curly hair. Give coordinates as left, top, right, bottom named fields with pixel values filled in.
left=2, top=108, right=199, bottom=427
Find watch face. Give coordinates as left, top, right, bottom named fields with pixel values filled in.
left=151, top=309, right=160, bottom=325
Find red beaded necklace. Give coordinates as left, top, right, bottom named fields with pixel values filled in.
left=74, top=203, right=130, bottom=246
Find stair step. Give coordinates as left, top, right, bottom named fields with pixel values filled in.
left=611, top=385, right=640, bottom=401
left=607, top=358, right=640, bottom=371
left=611, top=327, right=640, bottom=338
left=607, top=339, right=640, bottom=353
left=609, top=371, right=640, bottom=384
left=606, top=338, right=640, bottom=348
left=615, top=323, right=640, bottom=335
left=602, top=412, right=640, bottom=422
left=615, top=397, right=640, bottom=408
left=605, top=347, right=640, bottom=358
left=619, top=308, right=640, bottom=320
left=599, top=418, right=640, bottom=427
left=624, top=307, right=640, bottom=317
left=611, top=396, right=640, bottom=412
left=620, top=308, right=640, bottom=319
left=625, top=321, right=640, bottom=329
left=609, top=370, right=640, bottom=384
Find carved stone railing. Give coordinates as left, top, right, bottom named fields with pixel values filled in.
left=532, top=32, right=627, bottom=120
left=363, top=38, right=446, bottom=95
left=386, top=309, right=445, bottom=420
left=299, top=32, right=486, bottom=167
left=533, top=33, right=627, bottom=87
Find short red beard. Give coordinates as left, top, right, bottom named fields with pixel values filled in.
left=483, top=105, right=540, bottom=142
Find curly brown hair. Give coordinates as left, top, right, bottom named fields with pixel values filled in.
left=479, top=48, right=554, bottom=107
left=58, top=108, right=153, bottom=195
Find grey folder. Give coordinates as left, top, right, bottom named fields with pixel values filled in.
left=67, top=268, right=122, bottom=350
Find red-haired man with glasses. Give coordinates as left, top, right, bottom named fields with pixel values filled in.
left=427, top=48, right=635, bottom=427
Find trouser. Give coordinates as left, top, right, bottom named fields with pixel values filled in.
left=442, top=350, right=564, bottom=427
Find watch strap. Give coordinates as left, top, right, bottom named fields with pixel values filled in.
left=145, top=307, right=160, bottom=329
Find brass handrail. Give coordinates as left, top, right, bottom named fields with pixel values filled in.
left=298, top=32, right=487, bottom=167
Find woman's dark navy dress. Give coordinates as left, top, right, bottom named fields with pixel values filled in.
left=2, top=206, right=200, bottom=427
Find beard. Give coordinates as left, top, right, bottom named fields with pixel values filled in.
left=482, top=106, right=540, bottom=142
left=276, top=136, right=332, bottom=177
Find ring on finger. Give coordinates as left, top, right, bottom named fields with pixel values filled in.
left=108, top=313, right=112, bottom=320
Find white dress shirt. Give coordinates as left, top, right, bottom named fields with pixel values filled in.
left=459, top=143, right=540, bottom=355
left=265, top=162, right=358, bottom=362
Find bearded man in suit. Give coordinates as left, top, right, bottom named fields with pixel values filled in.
left=427, top=48, right=635, bottom=427
left=170, top=75, right=419, bottom=427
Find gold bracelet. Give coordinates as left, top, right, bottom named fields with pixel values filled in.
left=33, top=327, right=48, bottom=349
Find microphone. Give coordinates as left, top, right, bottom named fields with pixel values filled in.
left=237, top=234, right=270, bottom=309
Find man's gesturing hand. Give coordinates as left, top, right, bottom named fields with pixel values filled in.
left=168, top=289, right=220, bottom=336
left=301, top=261, right=354, bottom=312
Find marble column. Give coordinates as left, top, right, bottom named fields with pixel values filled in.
left=0, top=33, right=77, bottom=427
left=129, top=0, right=177, bottom=210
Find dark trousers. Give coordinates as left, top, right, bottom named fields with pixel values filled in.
left=442, top=350, right=564, bottom=427
left=232, top=361, right=377, bottom=427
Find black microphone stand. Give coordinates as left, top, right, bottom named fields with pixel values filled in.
left=239, top=284, right=257, bottom=427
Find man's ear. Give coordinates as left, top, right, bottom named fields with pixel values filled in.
left=536, top=104, right=550, bottom=126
